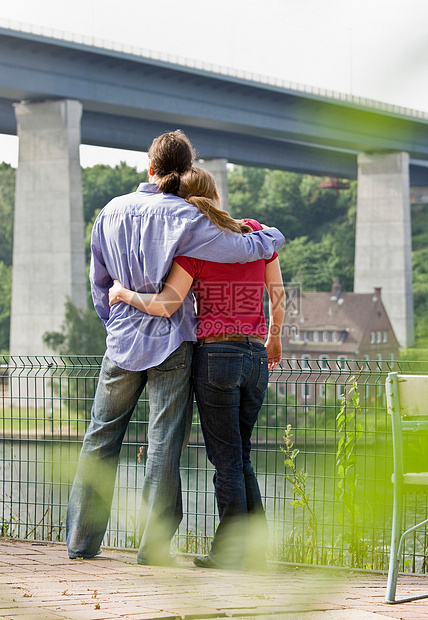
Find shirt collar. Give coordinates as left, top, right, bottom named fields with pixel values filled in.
left=137, top=182, right=161, bottom=194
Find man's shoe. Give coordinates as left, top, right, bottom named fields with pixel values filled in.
left=68, top=547, right=102, bottom=560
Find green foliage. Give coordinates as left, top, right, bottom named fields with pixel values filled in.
left=281, top=381, right=379, bottom=569
left=335, top=379, right=366, bottom=567
left=174, top=530, right=212, bottom=555
left=0, top=162, right=15, bottom=265
left=228, top=166, right=355, bottom=244
left=278, top=230, right=354, bottom=292
left=411, top=203, right=428, bottom=251
left=82, top=162, right=146, bottom=223
left=229, top=166, right=356, bottom=292
left=228, top=165, right=266, bottom=216
left=43, top=298, right=106, bottom=356
left=410, top=248, right=428, bottom=344
left=281, top=424, right=319, bottom=564
left=0, top=262, right=12, bottom=353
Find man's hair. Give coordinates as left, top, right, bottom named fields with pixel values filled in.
left=148, top=130, right=196, bottom=195
left=178, top=167, right=252, bottom=234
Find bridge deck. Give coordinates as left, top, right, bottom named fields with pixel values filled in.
left=0, top=539, right=427, bottom=619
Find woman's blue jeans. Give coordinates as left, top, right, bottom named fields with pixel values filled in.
left=66, top=341, right=193, bottom=564
left=193, top=340, right=269, bottom=567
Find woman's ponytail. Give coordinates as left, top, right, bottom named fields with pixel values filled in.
left=178, top=168, right=253, bottom=234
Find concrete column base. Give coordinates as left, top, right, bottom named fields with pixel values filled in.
left=354, top=152, right=414, bottom=348
left=10, top=99, right=87, bottom=358
left=197, top=158, right=229, bottom=212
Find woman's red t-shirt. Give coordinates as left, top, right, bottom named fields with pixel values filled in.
left=174, top=219, right=277, bottom=339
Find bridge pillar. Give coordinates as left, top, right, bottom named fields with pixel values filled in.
left=354, top=152, right=414, bottom=348
left=197, top=158, right=229, bottom=211
left=10, top=99, right=86, bottom=357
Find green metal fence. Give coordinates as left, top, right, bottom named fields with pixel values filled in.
left=1, top=354, right=428, bottom=573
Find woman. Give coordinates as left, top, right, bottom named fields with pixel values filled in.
left=109, top=167, right=286, bottom=569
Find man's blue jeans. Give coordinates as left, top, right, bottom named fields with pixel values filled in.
left=66, top=341, right=193, bottom=564
left=193, top=340, right=269, bottom=567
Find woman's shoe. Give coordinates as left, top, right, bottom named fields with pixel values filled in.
left=193, top=554, right=222, bottom=569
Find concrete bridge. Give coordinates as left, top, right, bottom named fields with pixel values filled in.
left=2, top=25, right=428, bottom=352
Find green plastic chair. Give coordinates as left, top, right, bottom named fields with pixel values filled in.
left=385, top=372, right=428, bottom=604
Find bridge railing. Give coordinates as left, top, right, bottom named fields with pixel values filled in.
left=1, top=19, right=428, bottom=120
left=1, top=354, right=428, bottom=573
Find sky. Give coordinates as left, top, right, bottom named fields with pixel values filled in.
left=1, top=0, right=427, bottom=168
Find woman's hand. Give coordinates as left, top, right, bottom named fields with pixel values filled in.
left=265, top=335, right=282, bottom=370
left=109, top=280, right=124, bottom=307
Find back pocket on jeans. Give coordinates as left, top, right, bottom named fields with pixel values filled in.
left=207, top=352, right=243, bottom=389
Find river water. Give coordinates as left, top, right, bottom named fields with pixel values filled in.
left=1, top=438, right=335, bottom=549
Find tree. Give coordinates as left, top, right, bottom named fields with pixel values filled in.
left=228, top=166, right=355, bottom=244
left=0, top=262, right=11, bottom=353
left=278, top=235, right=341, bottom=291
left=82, top=162, right=146, bottom=223
left=411, top=248, right=428, bottom=343
left=0, top=162, right=15, bottom=265
left=228, top=165, right=266, bottom=218
left=0, top=163, right=15, bottom=351
left=43, top=298, right=106, bottom=356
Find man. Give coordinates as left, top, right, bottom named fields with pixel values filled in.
left=66, top=130, right=284, bottom=565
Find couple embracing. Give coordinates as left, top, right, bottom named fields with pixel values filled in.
left=66, top=130, right=286, bottom=570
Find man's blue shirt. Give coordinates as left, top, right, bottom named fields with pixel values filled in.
left=90, top=183, right=285, bottom=371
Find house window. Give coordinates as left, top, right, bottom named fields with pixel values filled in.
left=319, top=355, right=329, bottom=371
left=322, top=331, right=328, bottom=343
left=301, top=355, right=310, bottom=370
left=370, top=331, right=375, bottom=344
left=337, top=356, right=346, bottom=370
left=376, top=353, right=382, bottom=369
left=383, top=331, right=388, bottom=343
left=290, top=356, right=297, bottom=370
left=377, top=331, right=382, bottom=344
left=364, top=354, right=370, bottom=371
left=303, top=331, right=308, bottom=342
left=290, top=327, right=299, bottom=342
left=319, top=382, right=327, bottom=398
left=313, top=331, right=319, bottom=343
left=332, top=331, right=338, bottom=343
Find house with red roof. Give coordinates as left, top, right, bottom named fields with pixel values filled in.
left=279, top=278, right=400, bottom=404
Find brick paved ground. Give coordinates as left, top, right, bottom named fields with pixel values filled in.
left=1, top=539, right=428, bottom=619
